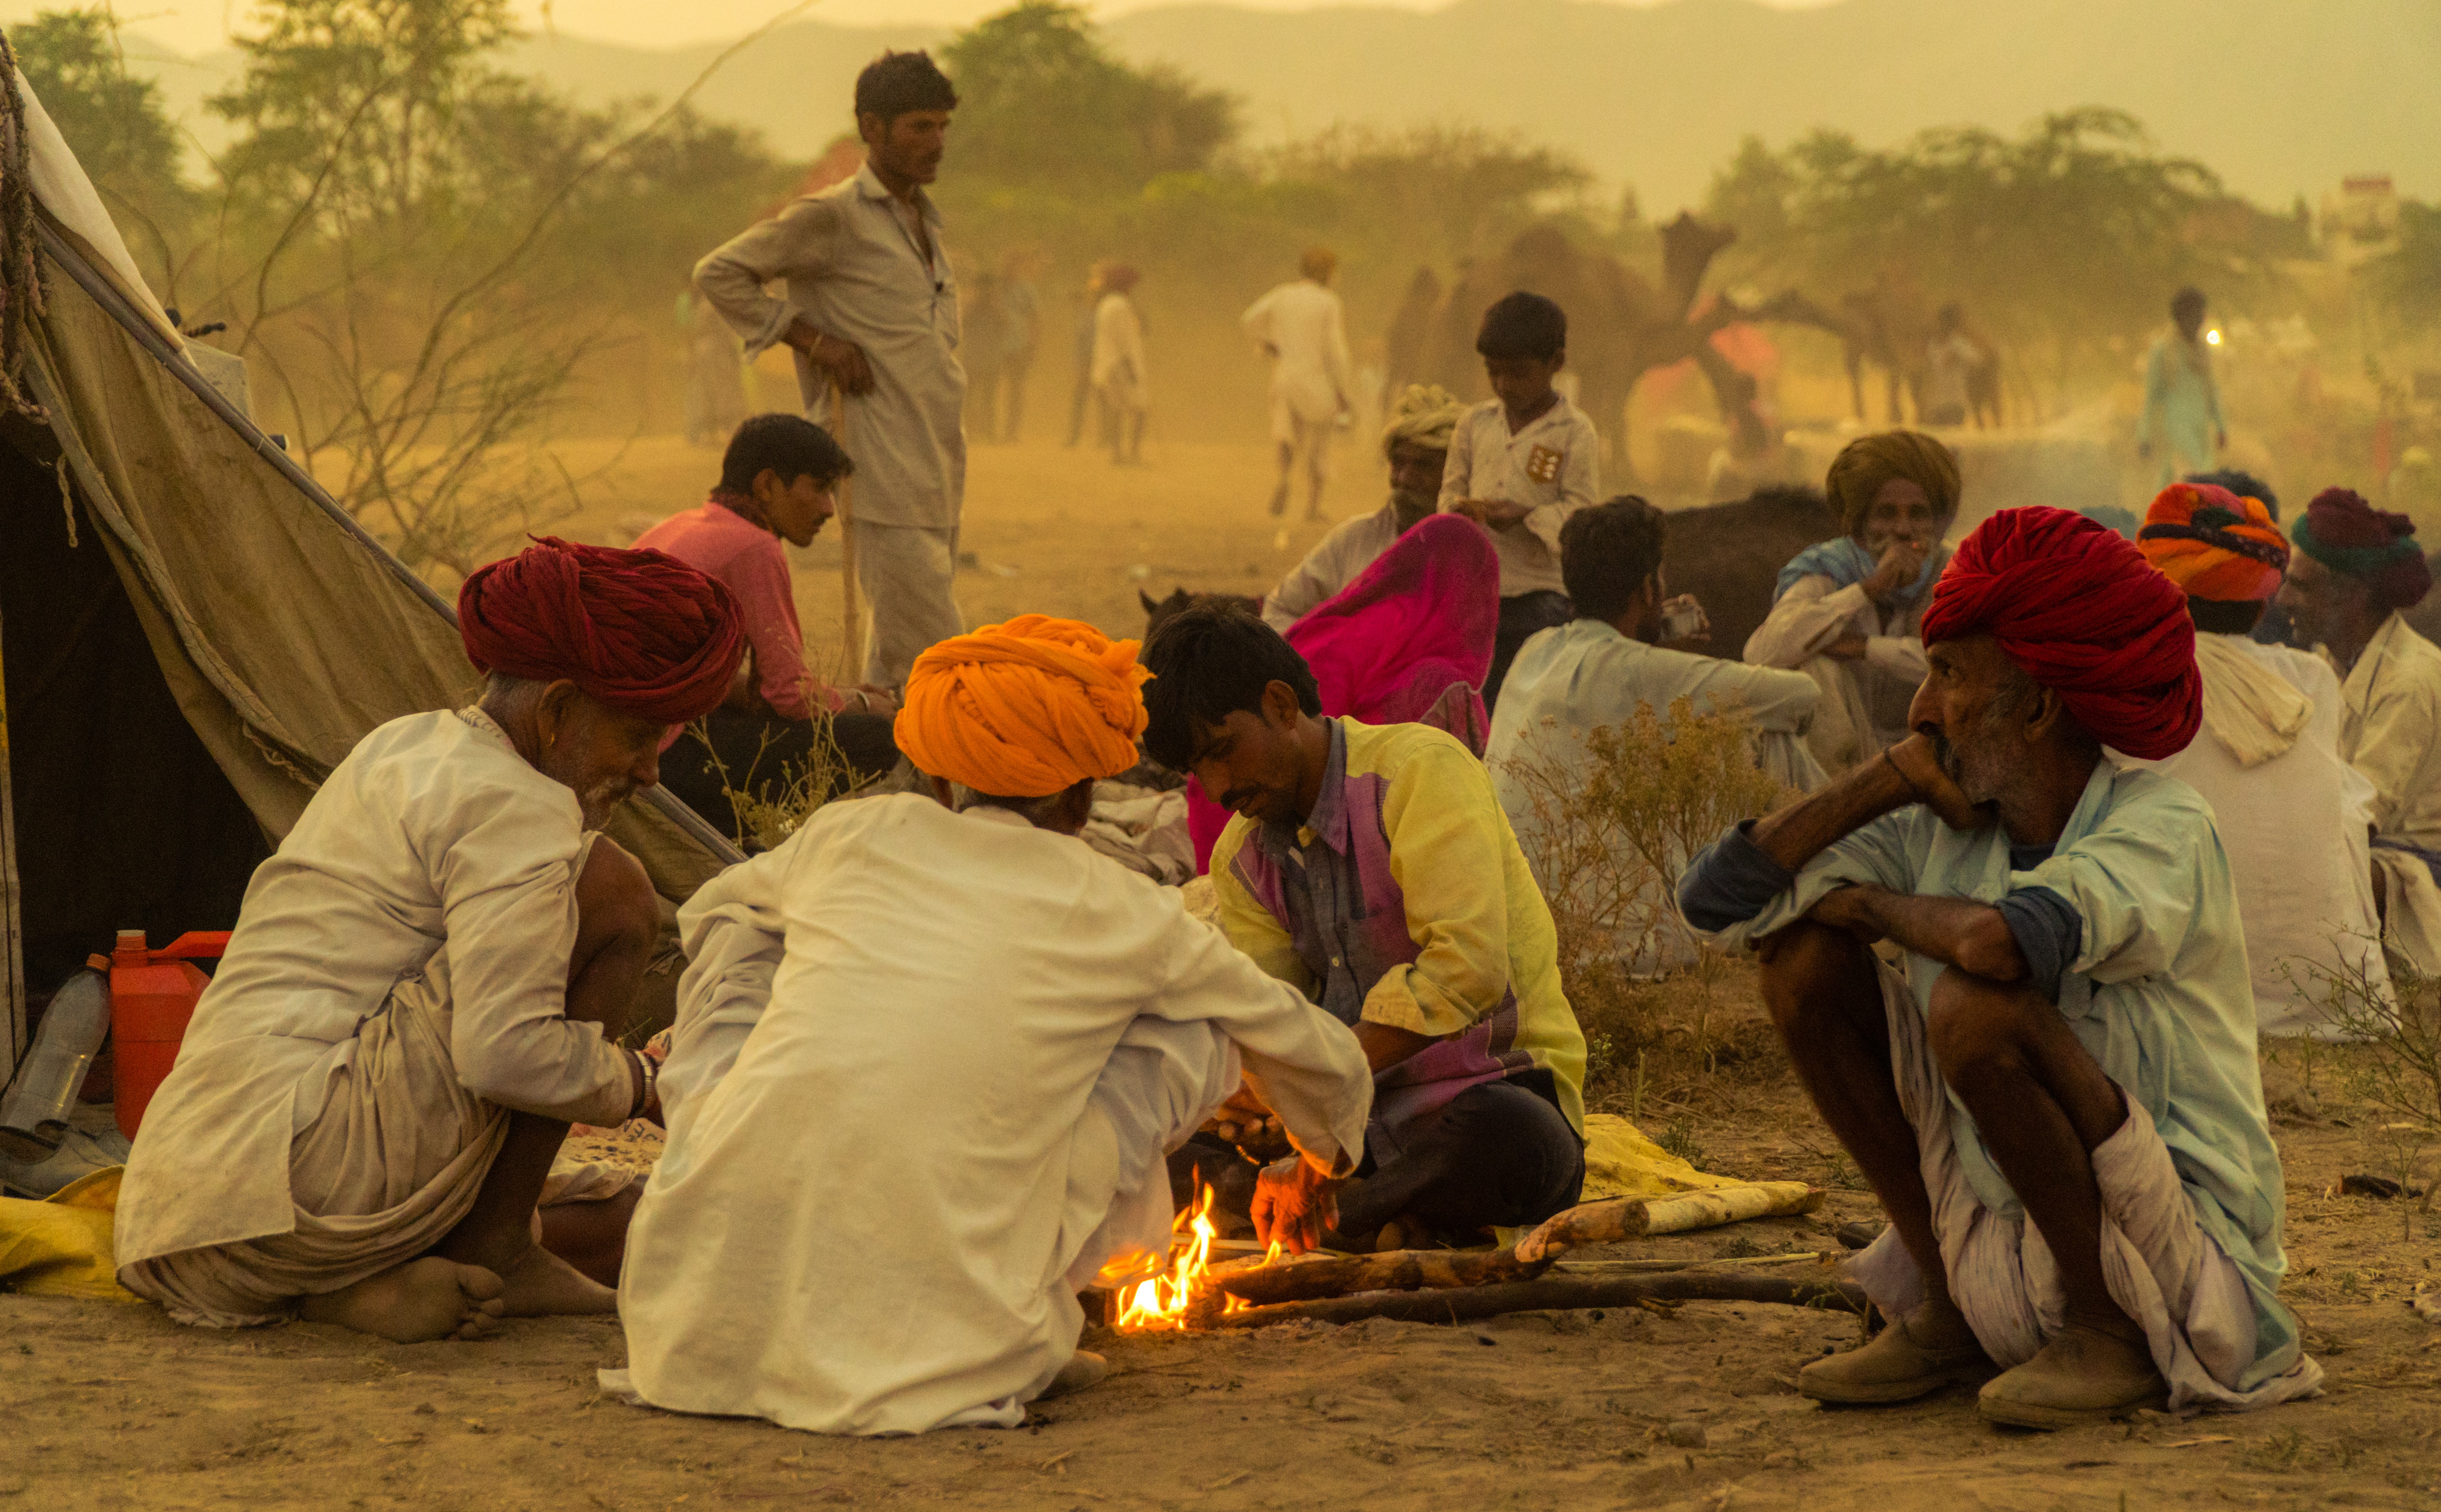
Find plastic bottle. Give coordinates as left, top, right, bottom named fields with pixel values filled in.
left=0, top=956, right=113, bottom=1161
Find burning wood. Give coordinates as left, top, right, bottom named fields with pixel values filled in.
left=1213, top=1269, right=1869, bottom=1330
left=1214, top=1246, right=1551, bottom=1307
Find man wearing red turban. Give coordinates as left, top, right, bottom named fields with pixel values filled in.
left=2279, top=487, right=2441, bottom=976
left=120, top=538, right=746, bottom=1345
left=613, top=614, right=1372, bottom=1435
left=1677, top=504, right=2318, bottom=1429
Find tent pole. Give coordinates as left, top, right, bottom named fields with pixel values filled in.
left=33, top=220, right=747, bottom=868
left=0, top=593, right=24, bottom=1079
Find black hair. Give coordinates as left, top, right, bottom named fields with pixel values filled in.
left=2188, top=598, right=2266, bottom=635
left=1561, top=495, right=1668, bottom=623
left=854, top=50, right=959, bottom=121
left=1475, top=291, right=1567, bottom=362
left=718, top=413, right=854, bottom=494
left=2171, top=285, right=2207, bottom=318
left=2184, top=467, right=2280, bottom=522
left=1139, top=601, right=1322, bottom=772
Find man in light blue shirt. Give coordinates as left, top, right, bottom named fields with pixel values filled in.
left=1679, top=507, right=2319, bottom=1430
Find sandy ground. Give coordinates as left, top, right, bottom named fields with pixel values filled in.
left=8, top=440, right=2439, bottom=1510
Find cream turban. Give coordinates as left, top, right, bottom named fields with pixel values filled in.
left=1380, top=383, right=1466, bottom=459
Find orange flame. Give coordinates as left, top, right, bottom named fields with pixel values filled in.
left=1113, top=1184, right=1219, bottom=1331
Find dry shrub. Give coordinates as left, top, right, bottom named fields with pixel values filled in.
left=684, top=712, right=868, bottom=852
left=2286, top=942, right=2441, bottom=1234
left=1500, top=696, right=1793, bottom=1107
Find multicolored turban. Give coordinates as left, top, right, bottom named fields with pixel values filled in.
left=2292, top=487, right=2434, bottom=611
left=2137, top=482, right=2290, bottom=602
left=1825, top=429, right=1961, bottom=537
left=1380, top=383, right=1467, bottom=458
left=894, top=614, right=1151, bottom=797
left=458, top=537, right=745, bottom=724
left=1921, top=506, right=2201, bottom=760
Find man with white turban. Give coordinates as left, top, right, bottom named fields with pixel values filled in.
left=608, top=615, right=1371, bottom=1436
left=1262, top=384, right=1468, bottom=632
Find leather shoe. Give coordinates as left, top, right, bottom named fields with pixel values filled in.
left=1977, top=1323, right=2167, bottom=1429
left=1799, top=1299, right=1994, bottom=1405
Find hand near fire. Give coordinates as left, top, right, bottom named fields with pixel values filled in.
left=1251, top=1154, right=1341, bottom=1255
left=1206, top=1081, right=1290, bottom=1161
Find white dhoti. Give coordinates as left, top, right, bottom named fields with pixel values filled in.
left=1846, top=960, right=2323, bottom=1414
left=120, top=974, right=634, bottom=1328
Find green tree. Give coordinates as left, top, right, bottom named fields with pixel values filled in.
left=10, top=9, right=190, bottom=255
left=938, top=1, right=1236, bottom=198
left=1703, top=109, right=2265, bottom=406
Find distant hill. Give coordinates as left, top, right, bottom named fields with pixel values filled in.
left=34, top=0, right=2439, bottom=211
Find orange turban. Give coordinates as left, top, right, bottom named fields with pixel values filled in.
left=894, top=615, right=1151, bottom=798
left=2137, top=482, right=2289, bottom=602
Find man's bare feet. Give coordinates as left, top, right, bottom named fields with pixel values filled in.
left=490, top=1242, right=619, bottom=1318
left=299, top=1257, right=506, bottom=1343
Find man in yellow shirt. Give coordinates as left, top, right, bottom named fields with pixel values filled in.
left=1142, top=603, right=1586, bottom=1252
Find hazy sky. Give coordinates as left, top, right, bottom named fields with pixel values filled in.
left=106, top=0, right=1835, bottom=58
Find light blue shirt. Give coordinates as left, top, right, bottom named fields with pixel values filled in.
left=1694, top=762, right=2303, bottom=1390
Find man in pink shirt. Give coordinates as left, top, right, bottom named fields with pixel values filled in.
left=637, top=415, right=901, bottom=836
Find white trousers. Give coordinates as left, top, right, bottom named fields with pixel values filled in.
left=850, top=519, right=964, bottom=691
left=1847, top=959, right=2322, bottom=1413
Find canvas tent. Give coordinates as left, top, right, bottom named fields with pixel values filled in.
left=0, top=64, right=743, bottom=1079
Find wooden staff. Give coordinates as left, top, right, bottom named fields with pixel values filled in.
left=829, top=387, right=864, bottom=682
left=1215, top=1246, right=1553, bottom=1308
left=1214, top=1269, right=1868, bottom=1331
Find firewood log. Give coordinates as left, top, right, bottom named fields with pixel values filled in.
left=1213, top=1246, right=1553, bottom=1306
left=1213, top=1268, right=1868, bottom=1330
left=1513, top=1182, right=1822, bottom=1263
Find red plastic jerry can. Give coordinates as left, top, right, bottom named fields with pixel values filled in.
left=110, top=929, right=231, bottom=1139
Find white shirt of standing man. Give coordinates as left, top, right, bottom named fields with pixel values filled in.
left=692, top=62, right=966, bottom=688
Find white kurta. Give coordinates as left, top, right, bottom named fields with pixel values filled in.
left=1435, top=398, right=1600, bottom=598
left=2123, top=635, right=2389, bottom=1037
left=2334, top=612, right=2441, bottom=976
left=1261, top=501, right=1406, bottom=631
left=612, top=794, right=1371, bottom=1437
left=1744, top=576, right=1932, bottom=774
left=115, top=711, right=633, bottom=1287
left=1242, top=278, right=1352, bottom=442
left=1090, top=292, right=1148, bottom=414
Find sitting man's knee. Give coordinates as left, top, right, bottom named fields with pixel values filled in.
left=576, top=839, right=659, bottom=955
left=1925, top=967, right=2038, bottom=1090
left=1756, top=918, right=1871, bottom=1030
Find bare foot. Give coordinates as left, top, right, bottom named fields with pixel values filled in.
left=299, top=1257, right=505, bottom=1343
left=491, top=1242, right=619, bottom=1318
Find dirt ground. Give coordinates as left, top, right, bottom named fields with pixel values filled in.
left=8, top=438, right=2439, bottom=1510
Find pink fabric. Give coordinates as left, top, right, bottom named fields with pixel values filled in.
left=634, top=501, right=841, bottom=720
left=1189, top=514, right=1502, bottom=870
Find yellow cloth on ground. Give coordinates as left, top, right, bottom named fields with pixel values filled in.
left=0, top=1167, right=142, bottom=1303
left=1575, top=1113, right=1747, bottom=1200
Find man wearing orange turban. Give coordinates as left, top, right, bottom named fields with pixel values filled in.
left=2126, top=484, right=2391, bottom=1035
left=614, top=613, right=1373, bottom=1436
left=1679, top=505, right=2319, bottom=1428
left=121, top=538, right=749, bottom=1345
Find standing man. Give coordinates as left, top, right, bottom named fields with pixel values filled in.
left=2139, top=287, right=2225, bottom=489
left=694, top=50, right=966, bottom=692
left=1244, top=248, right=1354, bottom=521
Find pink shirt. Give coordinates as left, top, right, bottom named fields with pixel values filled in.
left=635, top=501, right=840, bottom=720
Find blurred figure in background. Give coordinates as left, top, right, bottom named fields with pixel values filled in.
left=1919, top=302, right=1982, bottom=428
left=992, top=249, right=1042, bottom=441
left=1243, top=247, right=1354, bottom=521
left=1064, top=262, right=1104, bottom=447
left=678, top=288, right=748, bottom=448
left=1091, top=264, right=1149, bottom=465
left=2140, top=287, right=2225, bottom=489
left=1745, top=431, right=1958, bottom=775
left=960, top=269, right=1007, bottom=442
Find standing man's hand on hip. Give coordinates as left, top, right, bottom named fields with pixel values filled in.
left=786, top=318, right=877, bottom=397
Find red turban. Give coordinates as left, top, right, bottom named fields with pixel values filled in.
left=458, top=536, right=746, bottom=724
left=1921, top=506, right=2201, bottom=759
left=2292, top=487, right=2434, bottom=611
left=2137, top=482, right=2288, bottom=601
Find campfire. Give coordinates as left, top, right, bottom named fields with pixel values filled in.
left=1104, top=1185, right=1273, bottom=1331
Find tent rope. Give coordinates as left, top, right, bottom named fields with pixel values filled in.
left=51, top=451, right=74, bottom=545
left=242, top=725, right=325, bottom=794
left=0, top=30, right=48, bottom=421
